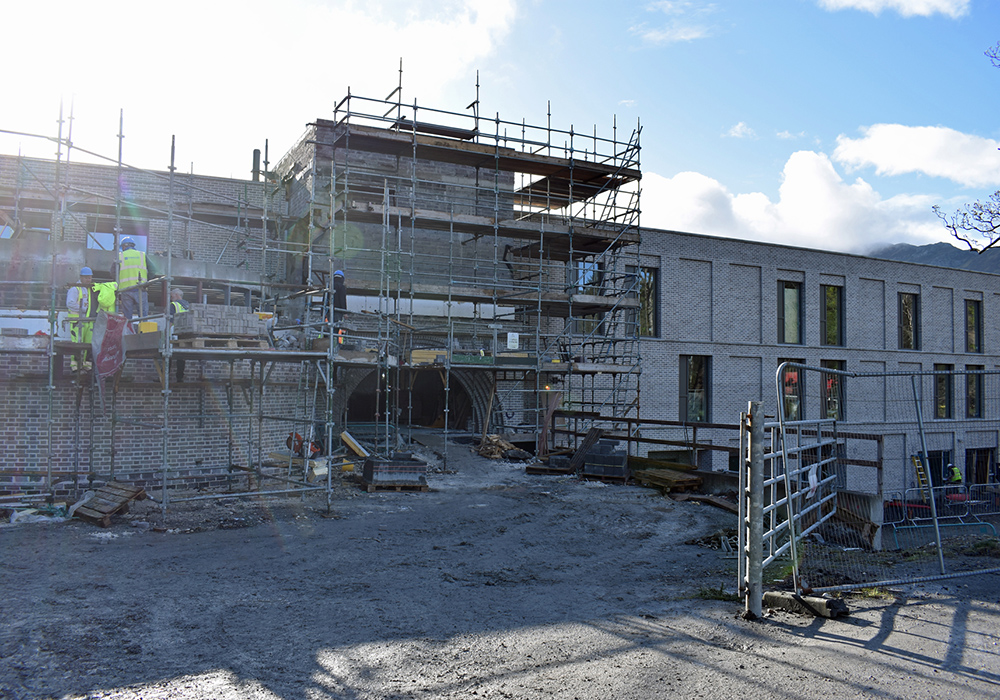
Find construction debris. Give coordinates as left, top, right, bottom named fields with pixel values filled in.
left=72, top=481, right=147, bottom=528
left=477, top=435, right=526, bottom=460
left=763, top=591, right=850, bottom=619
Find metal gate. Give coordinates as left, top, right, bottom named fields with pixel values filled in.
left=740, top=364, right=1000, bottom=617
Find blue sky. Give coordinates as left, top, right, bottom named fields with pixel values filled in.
left=3, top=0, right=999, bottom=253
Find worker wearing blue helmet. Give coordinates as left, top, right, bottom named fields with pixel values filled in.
left=115, top=236, right=148, bottom=320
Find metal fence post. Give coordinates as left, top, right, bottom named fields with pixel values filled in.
left=746, top=401, right=763, bottom=618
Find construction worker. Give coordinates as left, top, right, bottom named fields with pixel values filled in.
left=168, top=287, right=190, bottom=317
left=947, top=463, right=963, bottom=485
left=66, top=266, right=94, bottom=371
left=168, top=288, right=190, bottom=382
left=115, top=236, right=148, bottom=320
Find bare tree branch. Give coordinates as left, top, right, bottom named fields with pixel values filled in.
left=938, top=42, right=1000, bottom=254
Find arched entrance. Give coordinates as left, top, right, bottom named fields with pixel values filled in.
left=346, top=368, right=476, bottom=429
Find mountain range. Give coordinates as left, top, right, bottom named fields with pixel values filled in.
left=867, top=242, right=1000, bottom=276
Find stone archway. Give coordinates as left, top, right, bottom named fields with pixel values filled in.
left=340, top=367, right=500, bottom=433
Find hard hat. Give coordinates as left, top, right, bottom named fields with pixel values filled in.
left=333, top=270, right=345, bottom=278
left=120, top=236, right=135, bottom=249
left=80, top=266, right=93, bottom=276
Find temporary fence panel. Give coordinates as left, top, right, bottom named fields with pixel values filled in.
left=748, top=364, right=1000, bottom=603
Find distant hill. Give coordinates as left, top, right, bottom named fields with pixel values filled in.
left=867, top=242, right=1000, bottom=275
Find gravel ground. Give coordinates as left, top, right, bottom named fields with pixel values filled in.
left=1, top=434, right=999, bottom=700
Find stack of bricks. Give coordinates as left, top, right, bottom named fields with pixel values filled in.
left=172, top=303, right=268, bottom=338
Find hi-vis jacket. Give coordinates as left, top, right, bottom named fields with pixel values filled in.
left=118, top=249, right=147, bottom=290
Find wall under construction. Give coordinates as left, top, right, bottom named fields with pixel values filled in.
left=0, top=92, right=643, bottom=500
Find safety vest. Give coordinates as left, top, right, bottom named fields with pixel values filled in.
left=948, top=465, right=962, bottom=483
left=67, top=285, right=93, bottom=343
left=171, top=300, right=190, bottom=315
left=67, top=285, right=92, bottom=318
left=118, top=249, right=147, bottom=289
left=93, top=282, right=118, bottom=314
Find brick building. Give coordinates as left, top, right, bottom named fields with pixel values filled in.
left=2, top=93, right=999, bottom=503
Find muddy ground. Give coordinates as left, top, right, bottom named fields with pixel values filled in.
left=1, top=433, right=999, bottom=700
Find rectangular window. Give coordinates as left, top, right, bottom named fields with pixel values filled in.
left=778, top=281, right=803, bottom=344
left=966, top=365, right=984, bottom=418
left=820, top=285, right=844, bottom=346
left=680, top=355, right=710, bottom=423
left=934, top=363, right=953, bottom=419
left=779, top=359, right=805, bottom=421
left=571, top=259, right=604, bottom=335
left=898, top=292, right=920, bottom=350
left=966, top=300, right=983, bottom=353
left=86, top=217, right=149, bottom=252
left=927, top=450, right=952, bottom=486
left=820, top=359, right=846, bottom=420
left=638, top=267, right=658, bottom=338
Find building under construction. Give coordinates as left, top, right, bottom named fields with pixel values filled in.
left=6, top=90, right=1000, bottom=526
left=0, top=92, right=643, bottom=503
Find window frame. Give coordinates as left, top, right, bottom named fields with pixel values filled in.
left=778, top=281, right=804, bottom=345
left=779, top=359, right=805, bottom=421
left=820, top=359, right=846, bottom=420
left=965, top=299, right=983, bottom=354
left=966, top=365, right=984, bottom=419
left=820, top=284, right=844, bottom=346
left=934, top=363, right=953, bottom=420
left=898, top=292, right=921, bottom=350
left=679, top=355, right=710, bottom=423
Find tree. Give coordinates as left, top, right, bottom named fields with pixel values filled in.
left=933, top=42, right=1000, bottom=252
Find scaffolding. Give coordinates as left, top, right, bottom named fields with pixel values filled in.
left=0, top=84, right=642, bottom=510
left=272, top=88, right=643, bottom=456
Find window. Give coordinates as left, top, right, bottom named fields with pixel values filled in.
left=625, top=265, right=659, bottom=338
left=934, top=363, right=953, bottom=419
left=637, top=267, right=658, bottom=337
left=927, top=450, right=952, bottom=487
left=966, top=365, right=984, bottom=419
left=966, top=300, right=983, bottom=353
left=820, top=359, right=846, bottom=420
left=778, top=281, right=803, bottom=344
left=680, top=355, right=710, bottom=423
left=820, top=285, right=844, bottom=346
left=898, top=292, right=920, bottom=350
left=571, top=259, right=604, bottom=335
left=779, top=359, right=805, bottom=421
left=87, top=217, right=149, bottom=252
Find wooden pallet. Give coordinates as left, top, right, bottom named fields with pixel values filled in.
left=633, top=468, right=704, bottom=494
left=73, top=481, right=147, bottom=528
left=174, top=336, right=268, bottom=349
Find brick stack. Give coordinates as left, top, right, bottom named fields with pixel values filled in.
left=582, top=439, right=629, bottom=480
left=172, top=303, right=268, bottom=337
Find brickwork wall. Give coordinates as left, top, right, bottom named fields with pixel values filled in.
left=638, top=228, right=1000, bottom=476
left=0, top=352, right=309, bottom=496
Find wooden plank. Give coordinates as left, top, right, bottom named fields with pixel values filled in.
left=568, top=427, right=604, bottom=474
left=341, top=431, right=371, bottom=458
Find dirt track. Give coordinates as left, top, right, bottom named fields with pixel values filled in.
left=1, top=436, right=999, bottom=700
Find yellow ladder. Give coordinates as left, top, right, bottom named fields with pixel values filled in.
left=911, top=455, right=932, bottom=502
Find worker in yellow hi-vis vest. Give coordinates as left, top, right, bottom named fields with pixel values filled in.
left=66, top=266, right=94, bottom=371
left=115, top=236, right=148, bottom=320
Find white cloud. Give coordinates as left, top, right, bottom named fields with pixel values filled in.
left=816, top=0, right=969, bottom=18
left=725, top=122, right=756, bottom=139
left=0, top=0, right=517, bottom=177
left=834, top=124, right=1000, bottom=188
left=632, top=0, right=715, bottom=44
left=642, top=151, right=948, bottom=253
left=777, top=130, right=807, bottom=140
